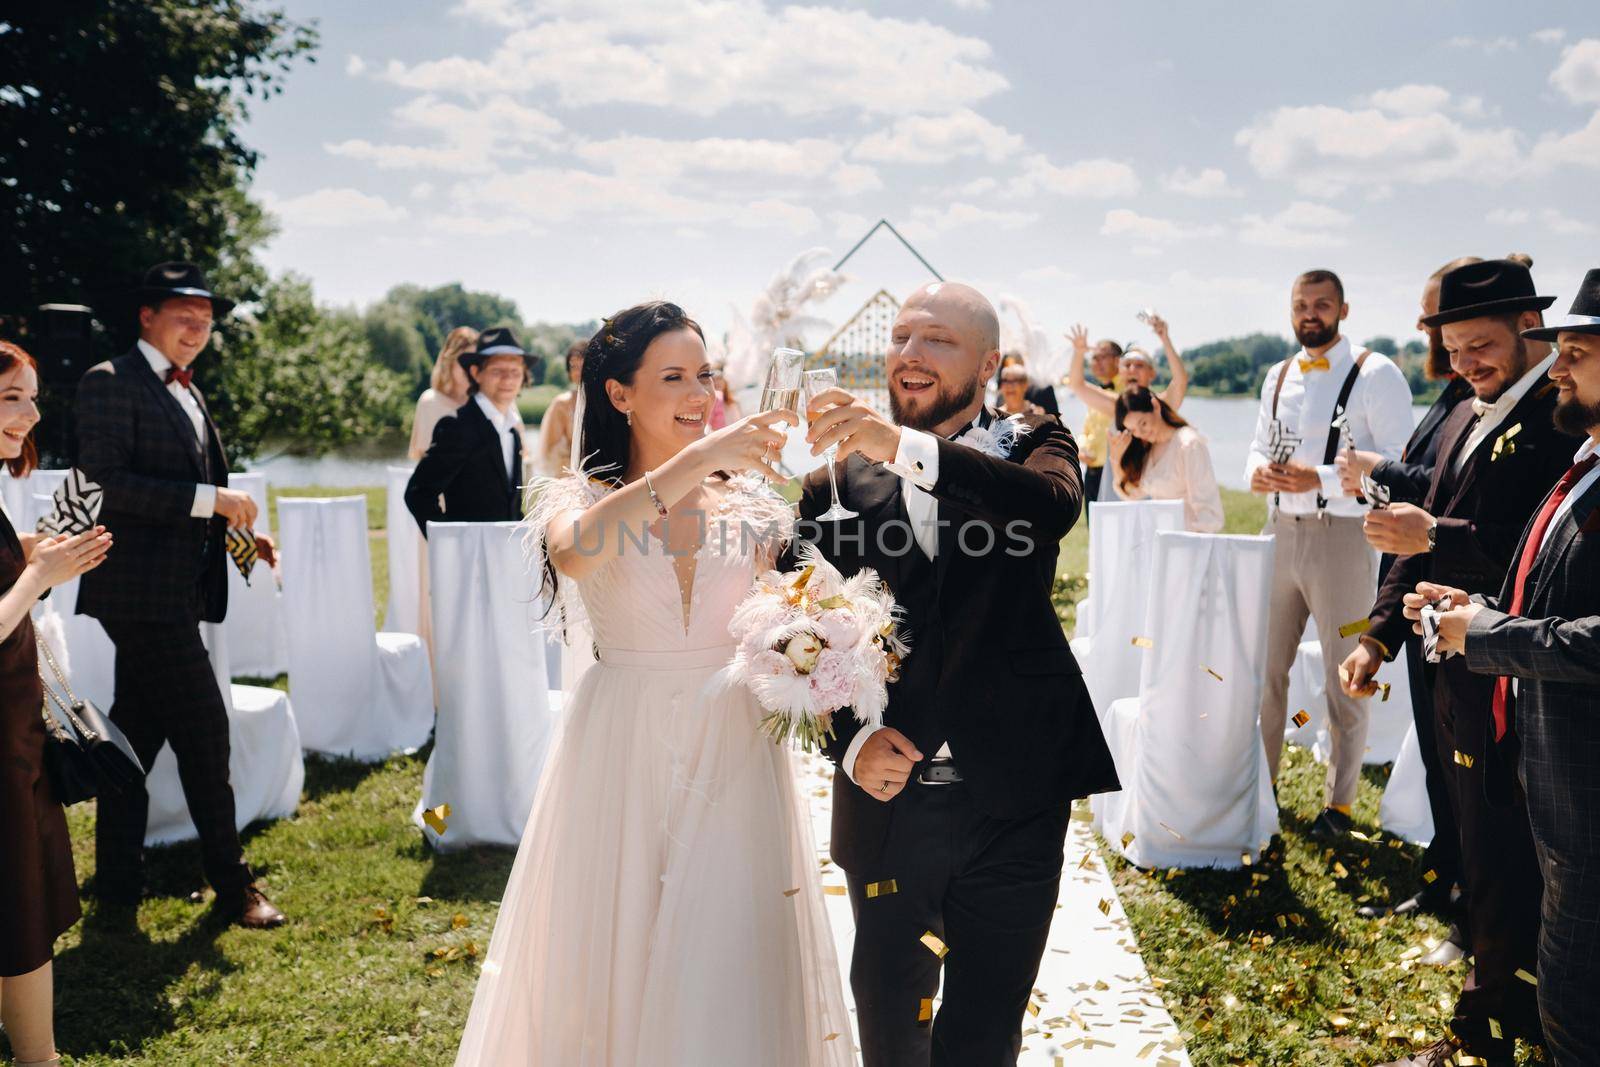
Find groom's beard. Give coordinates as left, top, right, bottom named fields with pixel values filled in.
left=890, top=367, right=984, bottom=431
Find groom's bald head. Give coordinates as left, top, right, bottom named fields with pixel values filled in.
left=888, top=281, right=1004, bottom=434
left=902, top=282, right=1001, bottom=356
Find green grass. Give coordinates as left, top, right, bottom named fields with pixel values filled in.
left=12, top=483, right=1525, bottom=1065
left=516, top=383, right=561, bottom=425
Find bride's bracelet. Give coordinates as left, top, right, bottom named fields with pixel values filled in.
left=642, top=469, right=669, bottom=518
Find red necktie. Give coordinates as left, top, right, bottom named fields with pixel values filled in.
left=1491, top=454, right=1599, bottom=740
left=165, top=366, right=194, bottom=389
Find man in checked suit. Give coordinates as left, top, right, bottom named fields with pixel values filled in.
left=1422, top=268, right=1600, bottom=1067
left=76, top=262, right=284, bottom=928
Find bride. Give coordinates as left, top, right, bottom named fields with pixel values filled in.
left=455, top=301, right=854, bottom=1066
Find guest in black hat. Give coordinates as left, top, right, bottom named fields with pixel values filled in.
left=1416, top=268, right=1600, bottom=1066
left=1342, top=258, right=1575, bottom=1067
left=405, top=326, right=535, bottom=535
left=75, top=261, right=285, bottom=929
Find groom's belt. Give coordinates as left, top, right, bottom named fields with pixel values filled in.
left=917, top=758, right=963, bottom=786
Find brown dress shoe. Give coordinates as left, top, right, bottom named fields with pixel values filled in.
left=222, top=884, right=286, bottom=929
left=1379, top=1036, right=1510, bottom=1066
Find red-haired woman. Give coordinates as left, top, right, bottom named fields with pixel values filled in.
left=0, top=341, right=113, bottom=1067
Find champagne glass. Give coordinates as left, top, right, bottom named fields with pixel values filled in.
left=803, top=367, right=858, bottom=521
left=759, top=347, right=805, bottom=423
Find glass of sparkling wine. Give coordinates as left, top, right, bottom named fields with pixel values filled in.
left=803, top=367, right=858, bottom=521
left=758, top=347, right=804, bottom=479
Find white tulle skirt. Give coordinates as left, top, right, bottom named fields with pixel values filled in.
left=455, top=644, right=854, bottom=1066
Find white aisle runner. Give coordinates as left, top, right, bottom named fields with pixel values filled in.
left=799, top=754, right=1192, bottom=1065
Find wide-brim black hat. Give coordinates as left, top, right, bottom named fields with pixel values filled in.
left=133, top=261, right=236, bottom=317
left=1420, top=258, right=1555, bottom=327
left=460, top=325, right=537, bottom=370
left=1522, top=268, right=1600, bottom=341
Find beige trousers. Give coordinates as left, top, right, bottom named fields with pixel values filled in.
left=1258, top=512, right=1378, bottom=808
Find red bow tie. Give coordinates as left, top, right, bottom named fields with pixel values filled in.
left=165, top=366, right=194, bottom=388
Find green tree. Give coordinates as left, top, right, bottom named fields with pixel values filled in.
left=1362, top=335, right=1399, bottom=356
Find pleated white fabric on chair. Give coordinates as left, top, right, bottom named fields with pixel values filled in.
left=414, top=521, right=563, bottom=849
left=1068, top=500, right=1186, bottom=717
left=1094, top=531, right=1279, bottom=869
left=144, top=623, right=305, bottom=846
left=222, top=471, right=288, bottom=677
left=1379, top=721, right=1435, bottom=846
left=1289, top=636, right=1413, bottom=766
left=279, top=496, right=434, bottom=761
left=383, top=465, right=421, bottom=635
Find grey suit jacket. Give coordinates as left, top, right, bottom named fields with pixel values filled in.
left=1464, top=465, right=1600, bottom=841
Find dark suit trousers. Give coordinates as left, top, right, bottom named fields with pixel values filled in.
left=94, top=618, right=250, bottom=898
left=844, top=779, right=1069, bottom=1067
left=1404, top=632, right=1462, bottom=904
left=1434, top=704, right=1543, bottom=1052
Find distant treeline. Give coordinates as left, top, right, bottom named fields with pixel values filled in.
left=1181, top=333, right=1439, bottom=400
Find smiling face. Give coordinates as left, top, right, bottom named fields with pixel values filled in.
left=470, top=354, right=528, bottom=411
left=0, top=362, right=40, bottom=462
left=606, top=327, right=713, bottom=454
left=1119, top=355, right=1155, bottom=389
left=886, top=282, right=1000, bottom=434
left=139, top=295, right=214, bottom=368
left=1123, top=406, right=1166, bottom=442
left=1550, top=332, right=1600, bottom=438
left=1441, top=313, right=1537, bottom=402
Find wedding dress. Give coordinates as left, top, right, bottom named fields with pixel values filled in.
left=455, top=472, right=854, bottom=1066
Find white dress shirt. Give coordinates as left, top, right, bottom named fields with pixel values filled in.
left=841, top=424, right=955, bottom=783
left=1540, top=436, right=1600, bottom=554
left=137, top=339, right=215, bottom=519
left=474, top=392, right=524, bottom=486
left=1452, top=354, right=1556, bottom=475
left=1243, top=336, right=1415, bottom=517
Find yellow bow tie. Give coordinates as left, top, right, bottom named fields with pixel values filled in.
left=1298, top=355, right=1331, bottom=373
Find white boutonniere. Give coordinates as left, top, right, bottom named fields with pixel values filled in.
left=957, top=413, right=1031, bottom=459
left=1491, top=422, right=1522, bottom=462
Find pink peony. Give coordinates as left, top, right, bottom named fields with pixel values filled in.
left=816, top=607, right=861, bottom=650
left=808, top=648, right=856, bottom=712
left=750, top=649, right=794, bottom=678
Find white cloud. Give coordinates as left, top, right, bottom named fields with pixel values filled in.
left=1488, top=206, right=1594, bottom=235
left=1018, top=265, right=1077, bottom=284
left=1235, top=102, right=1520, bottom=196
left=1446, top=35, right=1519, bottom=54
left=1005, top=154, right=1140, bottom=198
left=345, top=54, right=367, bottom=76
left=1161, top=166, right=1237, bottom=198
left=828, top=211, right=871, bottom=240
left=262, top=188, right=408, bottom=228
left=903, top=201, right=1037, bottom=238
left=410, top=181, right=436, bottom=200
left=383, top=4, right=1007, bottom=117
left=326, top=93, right=564, bottom=174
left=1532, top=28, right=1566, bottom=46
left=1530, top=109, right=1600, bottom=171
left=1550, top=38, right=1600, bottom=105
left=1237, top=201, right=1352, bottom=248
left=853, top=109, right=1023, bottom=164
left=1486, top=208, right=1531, bottom=225
left=1366, top=84, right=1452, bottom=116
left=1099, top=209, right=1224, bottom=243
left=575, top=134, right=879, bottom=195
left=945, top=0, right=991, bottom=9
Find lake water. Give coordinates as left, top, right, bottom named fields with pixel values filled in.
left=251, top=393, right=1427, bottom=492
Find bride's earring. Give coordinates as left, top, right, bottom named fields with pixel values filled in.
left=625, top=410, right=633, bottom=426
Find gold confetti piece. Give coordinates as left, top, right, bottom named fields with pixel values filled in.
left=919, top=931, right=949, bottom=958
left=1458, top=1056, right=1489, bottom=1067
left=1121, top=832, right=1135, bottom=849
left=1332, top=861, right=1349, bottom=879
left=1515, top=968, right=1538, bottom=986
left=1489, top=1018, right=1503, bottom=1040
left=783, top=887, right=801, bottom=897
left=421, top=803, right=451, bottom=836
left=1098, top=898, right=1112, bottom=916
left=1453, top=750, right=1475, bottom=769
left=1378, top=682, right=1392, bottom=701
left=415, top=896, right=434, bottom=906
left=1328, top=1013, right=1352, bottom=1029
left=1070, top=807, right=1094, bottom=822
left=823, top=885, right=847, bottom=896
left=1026, top=998, right=1042, bottom=1017
left=1203, top=666, right=1223, bottom=681
left=1292, top=709, right=1310, bottom=728
left=1158, top=822, right=1185, bottom=841
left=1422, top=868, right=1438, bottom=884
left=866, top=879, right=898, bottom=898
left=823, top=1032, right=839, bottom=1042
left=1138, top=1040, right=1159, bottom=1059
left=451, top=913, right=469, bottom=930
left=1338, top=618, right=1371, bottom=639
left=919, top=998, right=935, bottom=1022
left=1241, top=851, right=1252, bottom=866
left=1130, top=635, right=1154, bottom=648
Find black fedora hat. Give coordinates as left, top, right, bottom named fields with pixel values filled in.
left=1420, top=258, right=1556, bottom=328
left=133, top=261, right=236, bottom=317
left=460, top=325, right=537, bottom=371
left=1522, top=268, right=1600, bottom=341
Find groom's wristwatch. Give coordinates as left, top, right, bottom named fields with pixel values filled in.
left=1425, top=517, right=1438, bottom=553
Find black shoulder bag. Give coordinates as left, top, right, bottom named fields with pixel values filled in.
left=38, top=636, right=144, bottom=804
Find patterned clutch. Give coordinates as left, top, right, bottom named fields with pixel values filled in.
left=225, top=526, right=259, bottom=582
left=37, top=468, right=103, bottom=536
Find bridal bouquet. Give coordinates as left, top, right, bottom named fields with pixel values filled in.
left=723, top=544, right=910, bottom=751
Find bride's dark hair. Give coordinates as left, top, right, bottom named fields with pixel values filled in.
left=580, top=300, right=706, bottom=485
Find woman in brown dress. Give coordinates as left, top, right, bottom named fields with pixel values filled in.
left=0, top=341, right=113, bottom=1067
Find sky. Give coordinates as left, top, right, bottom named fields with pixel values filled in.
left=243, top=0, right=1600, bottom=359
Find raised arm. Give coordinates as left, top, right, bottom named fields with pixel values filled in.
left=1064, top=324, right=1116, bottom=416
left=1149, top=314, right=1188, bottom=409
left=913, top=416, right=1083, bottom=545
left=75, top=366, right=200, bottom=520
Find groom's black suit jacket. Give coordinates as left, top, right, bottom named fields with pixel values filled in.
left=797, top=411, right=1118, bottom=869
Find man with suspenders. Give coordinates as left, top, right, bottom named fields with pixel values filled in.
left=1245, top=269, right=1416, bottom=838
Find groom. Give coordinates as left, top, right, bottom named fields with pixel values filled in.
left=799, top=281, right=1118, bottom=1065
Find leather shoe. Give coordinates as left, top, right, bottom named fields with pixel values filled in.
left=1357, top=886, right=1453, bottom=920
left=219, top=884, right=286, bottom=929
left=1378, top=1036, right=1509, bottom=1066
left=1420, top=929, right=1469, bottom=966
left=1309, top=807, right=1353, bottom=840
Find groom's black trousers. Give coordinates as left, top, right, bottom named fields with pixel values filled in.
left=844, top=777, right=1070, bottom=1067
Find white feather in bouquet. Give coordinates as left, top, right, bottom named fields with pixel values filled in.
left=722, top=542, right=909, bottom=750
left=997, top=294, right=1066, bottom=385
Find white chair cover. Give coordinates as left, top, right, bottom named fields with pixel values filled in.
left=20, top=470, right=70, bottom=533
left=0, top=469, right=31, bottom=528
left=144, top=623, right=305, bottom=846
left=222, top=471, right=288, bottom=677
left=279, top=496, right=434, bottom=761
left=31, top=492, right=116, bottom=709
left=1379, top=721, right=1435, bottom=845
left=1068, top=500, right=1186, bottom=716
left=383, top=465, right=421, bottom=635
left=1094, top=531, right=1279, bottom=869
left=414, top=522, right=564, bottom=849
left=1288, top=636, right=1413, bottom=766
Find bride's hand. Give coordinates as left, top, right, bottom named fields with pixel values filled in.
left=684, top=410, right=791, bottom=481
